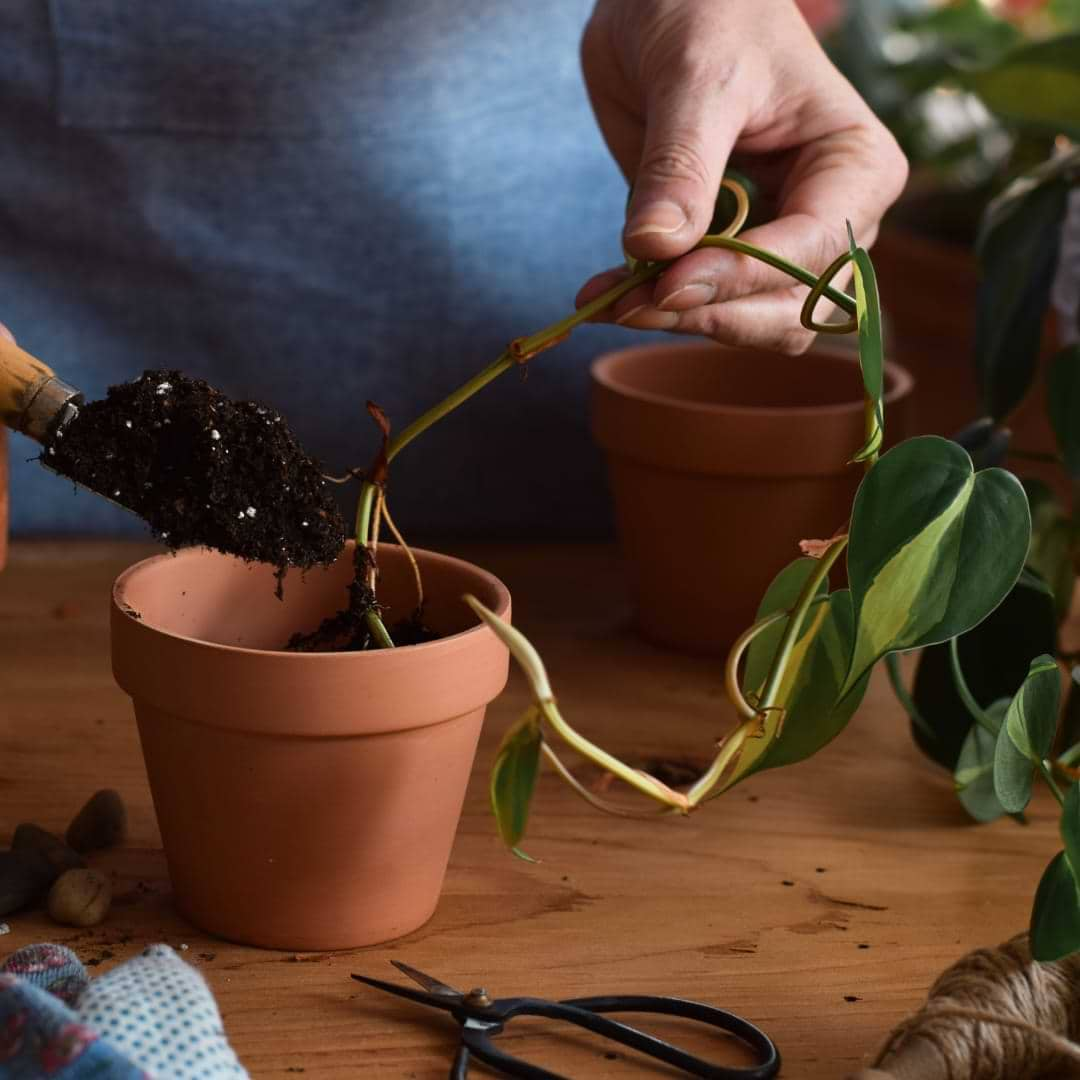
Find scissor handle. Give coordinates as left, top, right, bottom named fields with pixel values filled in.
left=456, top=995, right=780, bottom=1080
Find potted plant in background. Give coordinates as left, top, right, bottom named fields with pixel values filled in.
left=826, top=0, right=1080, bottom=438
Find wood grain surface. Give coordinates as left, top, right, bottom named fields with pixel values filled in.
left=0, top=539, right=1063, bottom=1077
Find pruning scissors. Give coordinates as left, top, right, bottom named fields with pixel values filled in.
left=352, top=961, right=780, bottom=1080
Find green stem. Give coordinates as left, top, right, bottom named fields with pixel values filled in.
left=385, top=236, right=854, bottom=474
left=1039, top=760, right=1067, bottom=807
left=696, top=237, right=856, bottom=314
left=388, top=267, right=661, bottom=467
left=540, top=699, right=689, bottom=813
left=948, top=636, right=996, bottom=736
left=686, top=537, right=847, bottom=806
left=724, top=609, right=790, bottom=721
left=365, top=609, right=395, bottom=649
left=885, top=653, right=936, bottom=740
left=354, top=479, right=378, bottom=546
left=757, top=538, right=848, bottom=713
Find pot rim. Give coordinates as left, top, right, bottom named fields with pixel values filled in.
left=112, top=542, right=511, bottom=660
left=590, top=341, right=914, bottom=419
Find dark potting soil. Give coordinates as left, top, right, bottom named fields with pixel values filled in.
left=286, top=546, right=439, bottom=651
left=44, top=370, right=346, bottom=575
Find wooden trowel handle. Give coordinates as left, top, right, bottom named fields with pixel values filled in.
left=0, top=334, right=82, bottom=442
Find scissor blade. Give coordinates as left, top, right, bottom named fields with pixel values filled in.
left=390, top=960, right=464, bottom=998
left=351, top=973, right=461, bottom=1014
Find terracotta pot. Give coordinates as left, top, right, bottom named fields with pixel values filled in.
left=872, top=223, right=1066, bottom=501
left=871, top=224, right=980, bottom=439
left=590, top=342, right=914, bottom=656
left=111, top=543, right=510, bottom=950
left=0, top=429, right=7, bottom=571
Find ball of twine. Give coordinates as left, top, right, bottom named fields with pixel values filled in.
left=848, top=934, right=1080, bottom=1080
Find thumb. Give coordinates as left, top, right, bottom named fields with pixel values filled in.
left=623, top=76, right=745, bottom=262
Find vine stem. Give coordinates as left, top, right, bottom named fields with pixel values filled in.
left=686, top=539, right=847, bottom=807
left=948, top=637, right=997, bottom=737
left=352, top=225, right=858, bottom=651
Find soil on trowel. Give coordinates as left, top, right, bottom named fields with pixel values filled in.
left=286, top=547, right=439, bottom=651
left=44, top=370, right=346, bottom=576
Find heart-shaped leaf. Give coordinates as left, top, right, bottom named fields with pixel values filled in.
left=1030, top=850, right=1080, bottom=962
left=974, top=151, right=1075, bottom=419
left=993, top=655, right=1060, bottom=812
left=1025, top=478, right=1076, bottom=623
left=910, top=570, right=1057, bottom=769
left=954, top=698, right=1010, bottom=823
left=490, top=707, right=543, bottom=859
left=1047, top=345, right=1080, bottom=478
left=961, top=34, right=1080, bottom=138
left=844, top=436, right=1030, bottom=694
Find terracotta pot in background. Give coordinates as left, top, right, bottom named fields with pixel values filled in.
left=871, top=224, right=979, bottom=439
left=0, top=429, right=7, bottom=570
left=111, top=543, right=510, bottom=950
left=872, top=223, right=1066, bottom=503
left=590, top=343, right=914, bottom=656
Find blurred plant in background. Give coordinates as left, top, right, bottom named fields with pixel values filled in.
left=827, top=0, right=1080, bottom=241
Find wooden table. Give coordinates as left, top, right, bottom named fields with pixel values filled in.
left=0, top=539, right=1062, bottom=1077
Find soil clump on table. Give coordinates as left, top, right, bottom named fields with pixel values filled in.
left=44, top=370, right=346, bottom=575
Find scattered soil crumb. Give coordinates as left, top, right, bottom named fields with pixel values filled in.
left=635, top=758, right=705, bottom=788
left=45, top=370, right=345, bottom=577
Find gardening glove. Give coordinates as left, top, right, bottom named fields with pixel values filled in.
left=0, top=943, right=247, bottom=1079
left=576, top=0, right=908, bottom=353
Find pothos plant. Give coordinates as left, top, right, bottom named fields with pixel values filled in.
left=886, top=142, right=1080, bottom=962
left=342, top=174, right=1052, bottom=951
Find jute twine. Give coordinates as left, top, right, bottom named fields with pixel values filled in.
left=848, top=934, right=1080, bottom=1080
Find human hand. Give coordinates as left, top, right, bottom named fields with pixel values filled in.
left=577, top=0, right=908, bottom=353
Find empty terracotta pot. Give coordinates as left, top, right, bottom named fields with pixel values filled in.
left=591, top=342, right=914, bottom=655
left=111, top=543, right=510, bottom=950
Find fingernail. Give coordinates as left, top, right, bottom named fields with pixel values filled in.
left=658, top=283, right=716, bottom=311
left=625, top=201, right=687, bottom=239
left=615, top=305, right=679, bottom=330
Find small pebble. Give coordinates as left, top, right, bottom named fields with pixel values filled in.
left=210, top=429, right=221, bottom=441
left=66, top=790, right=127, bottom=854
left=0, top=923, right=9, bottom=935
left=12, top=823, right=85, bottom=879
left=180, top=943, right=189, bottom=952
left=0, top=850, right=57, bottom=916
left=47, top=869, right=111, bottom=927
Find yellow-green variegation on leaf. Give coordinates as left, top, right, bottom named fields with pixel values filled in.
left=842, top=436, right=1030, bottom=695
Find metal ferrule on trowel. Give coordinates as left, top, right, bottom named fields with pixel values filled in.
left=0, top=335, right=82, bottom=445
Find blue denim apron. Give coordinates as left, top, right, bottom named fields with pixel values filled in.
left=1, top=0, right=638, bottom=539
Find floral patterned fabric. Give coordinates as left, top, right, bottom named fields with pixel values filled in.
left=0, top=945, right=246, bottom=1079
